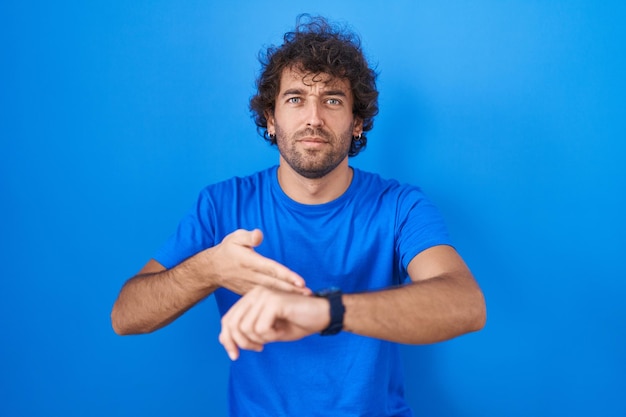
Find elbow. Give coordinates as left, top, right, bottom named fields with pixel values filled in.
left=110, top=305, right=127, bottom=335
left=467, top=289, right=487, bottom=333
left=110, top=303, right=137, bottom=336
left=470, top=305, right=487, bottom=333
left=110, top=303, right=161, bottom=335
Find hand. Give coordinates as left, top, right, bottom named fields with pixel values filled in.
left=202, top=229, right=311, bottom=295
left=218, top=286, right=330, bottom=360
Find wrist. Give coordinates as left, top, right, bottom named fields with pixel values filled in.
left=179, top=248, right=220, bottom=294
left=314, top=288, right=345, bottom=336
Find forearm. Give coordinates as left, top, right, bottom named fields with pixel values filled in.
left=342, top=273, right=486, bottom=344
left=112, top=229, right=311, bottom=335
left=111, top=256, right=218, bottom=335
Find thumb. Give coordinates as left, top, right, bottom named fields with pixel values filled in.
left=229, top=228, right=264, bottom=248
left=248, top=228, right=264, bottom=248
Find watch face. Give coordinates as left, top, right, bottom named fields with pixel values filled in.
left=316, top=287, right=341, bottom=297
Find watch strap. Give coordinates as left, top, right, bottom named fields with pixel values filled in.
left=315, top=288, right=345, bottom=336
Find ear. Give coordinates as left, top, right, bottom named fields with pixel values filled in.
left=265, top=110, right=275, bottom=134
left=352, top=117, right=363, bottom=137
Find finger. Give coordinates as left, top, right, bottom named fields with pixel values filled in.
left=249, top=228, right=264, bottom=248
left=229, top=325, right=264, bottom=353
left=222, top=290, right=265, bottom=353
left=220, top=327, right=263, bottom=360
left=220, top=294, right=255, bottom=360
left=218, top=325, right=240, bottom=361
left=238, top=292, right=270, bottom=346
left=229, top=229, right=308, bottom=289
left=225, top=229, right=310, bottom=291
left=254, top=301, right=284, bottom=342
left=226, top=228, right=264, bottom=248
left=246, top=252, right=309, bottom=290
left=251, top=271, right=312, bottom=295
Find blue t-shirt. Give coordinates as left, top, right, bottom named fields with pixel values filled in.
left=155, top=166, right=452, bottom=417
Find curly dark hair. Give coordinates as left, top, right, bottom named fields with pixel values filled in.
left=250, top=14, right=379, bottom=157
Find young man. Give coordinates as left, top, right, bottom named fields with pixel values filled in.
left=112, top=15, right=486, bottom=416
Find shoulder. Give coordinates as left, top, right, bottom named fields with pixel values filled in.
left=351, top=168, right=445, bottom=229
left=197, top=166, right=276, bottom=199
left=352, top=168, right=429, bottom=203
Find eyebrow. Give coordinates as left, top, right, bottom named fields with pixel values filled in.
left=281, top=88, right=348, bottom=97
left=324, top=90, right=348, bottom=97
left=282, top=88, right=305, bottom=97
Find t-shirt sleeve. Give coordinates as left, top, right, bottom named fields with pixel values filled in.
left=153, top=188, right=217, bottom=269
left=394, top=186, right=453, bottom=280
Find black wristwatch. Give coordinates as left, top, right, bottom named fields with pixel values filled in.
left=314, top=287, right=345, bottom=336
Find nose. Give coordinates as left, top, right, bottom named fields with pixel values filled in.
left=306, top=101, right=324, bottom=128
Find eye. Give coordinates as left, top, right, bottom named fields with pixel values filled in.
left=326, top=98, right=342, bottom=105
left=287, top=97, right=301, bottom=104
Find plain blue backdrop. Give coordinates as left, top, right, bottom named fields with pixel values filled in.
left=1, top=1, right=624, bottom=416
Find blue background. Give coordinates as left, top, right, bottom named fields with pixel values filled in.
left=1, top=1, right=624, bottom=416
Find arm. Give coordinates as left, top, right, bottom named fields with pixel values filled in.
left=218, top=245, right=486, bottom=359
left=111, top=229, right=311, bottom=335
left=342, top=245, right=486, bottom=344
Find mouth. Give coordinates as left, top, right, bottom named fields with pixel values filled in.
left=298, top=136, right=328, bottom=143
left=296, top=137, right=330, bottom=150
left=295, top=128, right=332, bottom=144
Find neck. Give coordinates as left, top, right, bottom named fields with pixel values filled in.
left=277, top=157, right=353, bottom=204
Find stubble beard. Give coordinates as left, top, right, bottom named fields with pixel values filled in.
left=275, top=124, right=353, bottom=179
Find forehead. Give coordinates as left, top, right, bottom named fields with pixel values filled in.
left=278, top=65, right=352, bottom=94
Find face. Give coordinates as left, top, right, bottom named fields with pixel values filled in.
left=266, top=66, right=363, bottom=179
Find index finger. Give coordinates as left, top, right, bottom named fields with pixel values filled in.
left=218, top=324, right=240, bottom=361
left=247, top=252, right=311, bottom=294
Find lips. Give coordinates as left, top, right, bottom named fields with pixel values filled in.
left=298, top=136, right=328, bottom=143
left=294, top=128, right=333, bottom=143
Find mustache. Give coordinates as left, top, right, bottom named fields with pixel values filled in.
left=293, top=128, right=333, bottom=141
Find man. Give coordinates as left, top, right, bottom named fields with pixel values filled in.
left=112, top=15, right=486, bottom=416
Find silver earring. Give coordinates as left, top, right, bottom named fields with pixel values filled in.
left=354, top=133, right=362, bottom=140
